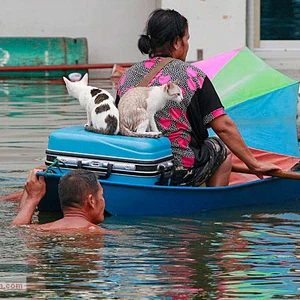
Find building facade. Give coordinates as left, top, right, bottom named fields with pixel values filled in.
left=0, top=0, right=298, bottom=73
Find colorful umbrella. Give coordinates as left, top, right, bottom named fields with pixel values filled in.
left=193, top=47, right=299, bottom=157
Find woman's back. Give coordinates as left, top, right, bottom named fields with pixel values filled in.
left=117, top=57, right=223, bottom=169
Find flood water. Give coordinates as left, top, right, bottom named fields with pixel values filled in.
left=1, top=76, right=300, bottom=299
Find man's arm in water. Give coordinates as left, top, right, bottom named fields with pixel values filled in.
left=11, top=169, right=46, bottom=226
left=0, top=191, right=23, bottom=202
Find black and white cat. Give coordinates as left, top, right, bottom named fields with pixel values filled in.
left=118, top=80, right=183, bottom=138
left=63, top=73, right=119, bottom=135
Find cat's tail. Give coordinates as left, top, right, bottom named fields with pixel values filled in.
left=120, top=126, right=162, bottom=138
left=85, top=115, right=119, bottom=135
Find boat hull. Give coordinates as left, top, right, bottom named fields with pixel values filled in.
left=103, top=177, right=300, bottom=215
left=38, top=172, right=300, bottom=215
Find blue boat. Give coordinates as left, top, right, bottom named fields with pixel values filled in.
left=39, top=171, right=300, bottom=215
left=38, top=126, right=300, bottom=216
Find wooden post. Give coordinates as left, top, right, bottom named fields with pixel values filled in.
left=197, top=49, right=203, bottom=61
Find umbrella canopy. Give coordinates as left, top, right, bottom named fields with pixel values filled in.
left=193, top=47, right=299, bottom=157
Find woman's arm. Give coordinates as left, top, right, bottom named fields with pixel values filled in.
left=210, top=114, right=281, bottom=178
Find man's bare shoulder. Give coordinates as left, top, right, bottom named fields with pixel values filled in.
left=28, top=222, right=120, bottom=235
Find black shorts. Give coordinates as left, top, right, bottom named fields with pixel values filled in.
left=170, top=137, right=227, bottom=187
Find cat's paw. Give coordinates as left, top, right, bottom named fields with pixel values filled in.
left=157, top=132, right=162, bottom=138
left=84, top=124, right=93, bottom=131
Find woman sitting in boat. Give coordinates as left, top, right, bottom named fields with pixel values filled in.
left=116, top=8, right=280, bottom=187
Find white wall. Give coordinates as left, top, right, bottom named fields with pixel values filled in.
left=0, top=0, right=246, bottom=63
left=161, top=0, right=247, bottom=60
left=0, top=0, right=158, bottom=64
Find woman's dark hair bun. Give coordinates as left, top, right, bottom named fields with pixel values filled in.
left=138, top=34, right=151, bottom=55
left=138, top=9, right=188, bottom=58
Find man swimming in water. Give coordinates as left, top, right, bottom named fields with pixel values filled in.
left=11, top=168, right=110, bottom=233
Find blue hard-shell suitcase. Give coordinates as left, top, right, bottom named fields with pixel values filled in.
left=39, top=126, right=174, bottom=212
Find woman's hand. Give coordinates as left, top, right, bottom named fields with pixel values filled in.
left=247, top=161, right=282, bottom=179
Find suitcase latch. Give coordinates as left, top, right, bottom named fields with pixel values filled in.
left=90, top=160, right=102, bottom=167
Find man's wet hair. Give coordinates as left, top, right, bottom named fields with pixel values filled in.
left=58, top=169, right=99, bottom=209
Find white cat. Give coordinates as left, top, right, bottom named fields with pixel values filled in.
left=63, top=73, right=119, bottom=135
left=118, top=80, right=183, bottom=138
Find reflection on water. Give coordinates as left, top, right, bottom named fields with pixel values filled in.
left=1, top=78, right=300, bottom=298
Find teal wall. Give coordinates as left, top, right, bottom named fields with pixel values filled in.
left=0, top=37, right=88, bottom=78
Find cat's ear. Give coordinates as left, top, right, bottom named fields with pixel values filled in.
left=166, top=81, right=173, bottom=90
left=63, top=76, right=70, bottom=85
left=174, top=79, right=180, bottom=85
left=81, top=73, right=89, bottom=85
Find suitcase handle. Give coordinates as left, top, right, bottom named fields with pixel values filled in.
left=97, top=163, right=113, bottom=180
left=155, top=165, right=173, bottom=186
left=76, top=160, right=113, bottom=179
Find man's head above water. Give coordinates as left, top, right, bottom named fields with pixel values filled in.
left=58, top=169, right=106, bottom=224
